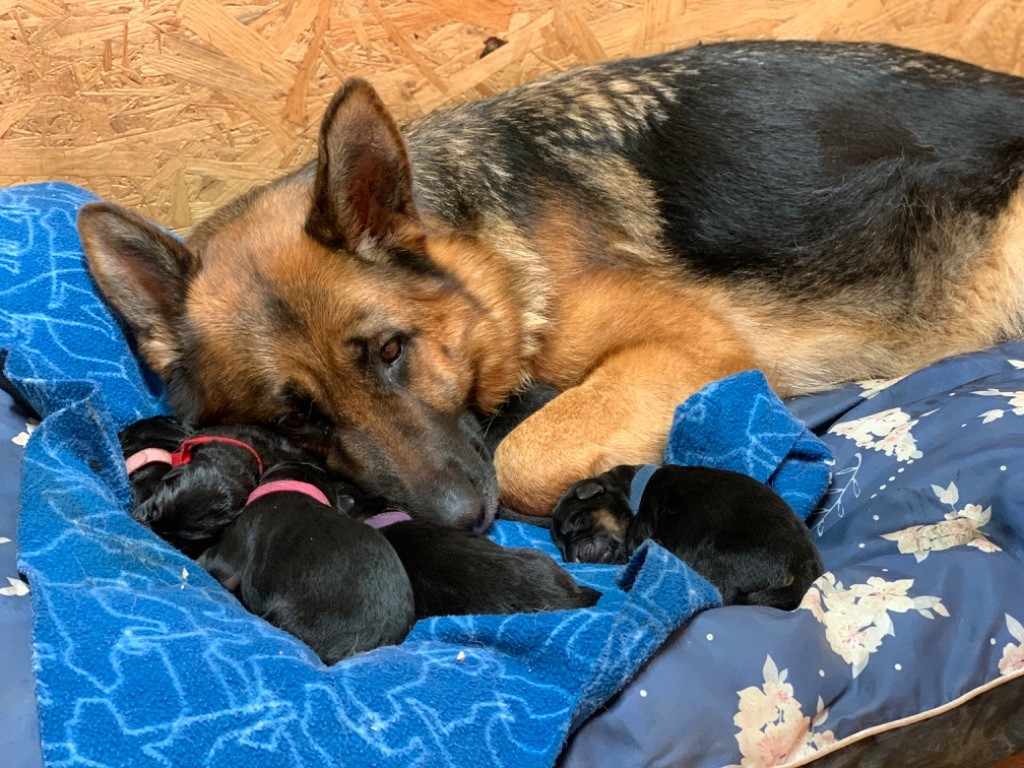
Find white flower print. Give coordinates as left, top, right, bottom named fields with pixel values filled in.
left=856, top=376, right=906, bottom=400
left=999, top=618, right=1024, bottom=675
left=999, top=614, right=1024, bottom=676
left=880, top=482, right=1001, bottom=562
left=979, top=409, right=1004, bottom=424
left=11, top=419, right=36, bottom=447
left=813, top=453, right=862, bottom=536
left=800, top=574, right=948, bottom=678
left=829, top=407, right=924, bottom=462
left=973, top=388, right=1024, bottom=424
left=0, top=576, right=29, bottom=597
left=726, top=655, right=836, bottom=768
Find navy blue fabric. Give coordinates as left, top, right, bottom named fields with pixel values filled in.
left=0, top=183, right=721, bottom=768
left=0, top=390, right=42, bottom=768
left=665, top=369, right=834, bottom=520
left=562, top=342, right=1024, bottom=767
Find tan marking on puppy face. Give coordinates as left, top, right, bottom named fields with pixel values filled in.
left=589, top=507, right=629, bottom=540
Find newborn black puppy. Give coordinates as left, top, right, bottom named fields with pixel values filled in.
left=551, top=465, right=824, bottom=610
left=369, top=513, right=601, bottom=618
left=121, top=422, right=308, bottom=557
left=119, top=415, right=191, bottom=510
left=199, top=461, right=415, bottom=664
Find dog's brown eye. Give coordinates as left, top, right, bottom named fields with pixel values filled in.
left=380, top=335, right=403, bottom=365
left=278, top=410, right=309, bottom=429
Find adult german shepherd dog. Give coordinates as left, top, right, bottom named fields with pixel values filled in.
left=79, top=41, right=1024, bottom=528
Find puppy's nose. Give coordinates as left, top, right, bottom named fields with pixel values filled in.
left=574, top=538, right=614, bottom=564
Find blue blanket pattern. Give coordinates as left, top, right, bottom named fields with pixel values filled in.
left=1, top=183, right=827, bottom=768
left=666, top=370, right=834, bottom=520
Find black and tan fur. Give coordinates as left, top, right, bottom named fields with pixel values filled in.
left=80, top=41, right=1024, bottom=523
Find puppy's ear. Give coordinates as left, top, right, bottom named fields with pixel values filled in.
left=575, top=481, right=605, bottom=501
left=78, top=202, right=198, bottom=375
left=306, top=79, right=425, bottom=255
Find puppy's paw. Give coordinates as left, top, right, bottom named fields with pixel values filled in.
left=550, top=473, right=634, bottom=565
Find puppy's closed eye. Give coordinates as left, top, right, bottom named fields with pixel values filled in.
left=781, top=572, right=795, bottom=587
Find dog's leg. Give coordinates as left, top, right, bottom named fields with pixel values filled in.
left=494, top=342, right=755, bottom=515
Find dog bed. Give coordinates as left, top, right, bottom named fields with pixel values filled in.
left=3, top=183, right=1024, bottom=767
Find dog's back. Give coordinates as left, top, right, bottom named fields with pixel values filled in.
left=407, top=41, right=1024, bottom=389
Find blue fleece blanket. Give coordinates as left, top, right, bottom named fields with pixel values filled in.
left=0, top=183, right=820, bottom=768
left=666, top=370, right=834, bottom=520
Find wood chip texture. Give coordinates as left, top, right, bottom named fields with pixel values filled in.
left=2, top=1, right=1023, bottom=234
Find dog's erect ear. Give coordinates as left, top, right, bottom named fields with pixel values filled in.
left=78, top=202, right=198, bottom=374
left=306, top=78, right=424, bottom=252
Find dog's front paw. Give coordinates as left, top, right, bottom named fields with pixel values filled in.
left=493, top=424, right=601, bottom=516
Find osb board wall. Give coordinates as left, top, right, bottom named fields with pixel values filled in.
left=2, top=0, right=1023, bottom=234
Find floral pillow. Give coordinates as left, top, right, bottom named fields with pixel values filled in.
left=560, top=341, right=1024, bottom=768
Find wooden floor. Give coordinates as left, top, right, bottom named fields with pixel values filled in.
left=996, top=754, right=1024, bottom=767
left=4, top=1, right=1024, bottom=236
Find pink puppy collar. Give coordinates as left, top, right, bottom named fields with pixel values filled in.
left=246, top=479, right=331, bottom=507
left=125, top=448, right=175, bottom=476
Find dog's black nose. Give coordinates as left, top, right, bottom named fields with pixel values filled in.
left=427, top=481, right=496, bottom=531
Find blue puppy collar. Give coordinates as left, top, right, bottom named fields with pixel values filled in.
left=627, top=465, right=660, bottom=516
